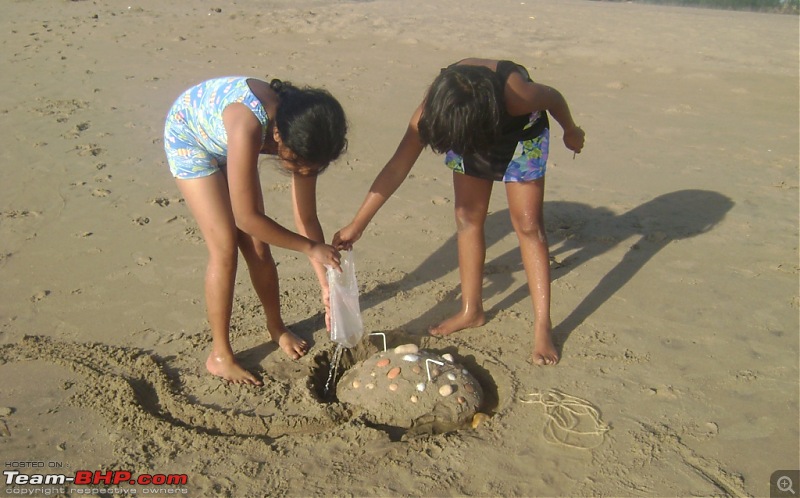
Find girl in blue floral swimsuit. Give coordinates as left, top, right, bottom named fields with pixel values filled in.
left=164, top=76, right=347, bottom=385
left=334, top=59, right=585, bottom=367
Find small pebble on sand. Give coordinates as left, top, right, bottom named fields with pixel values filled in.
left=472, top=412, right=490, bottom=429
left=394, top=344, right=419, bottom=355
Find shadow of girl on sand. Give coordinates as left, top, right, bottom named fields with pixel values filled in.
left=363, top=189, right=734, bottom=355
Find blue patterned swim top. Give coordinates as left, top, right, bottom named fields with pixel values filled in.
left=165, top=77, right=270, bottom=165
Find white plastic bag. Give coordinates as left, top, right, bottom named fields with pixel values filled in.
left=326, top=250, right=364, bottom=348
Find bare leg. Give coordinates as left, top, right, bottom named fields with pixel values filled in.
left=176, top=174, right=262, bottom=385
left=429, top=173, right=493, bottom=336
left=237, top=231, right=309, bottom=359
left=505, top=178, right=559, bottom=365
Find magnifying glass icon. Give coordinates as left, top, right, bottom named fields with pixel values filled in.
left=778, top=476, right=796, bottom=495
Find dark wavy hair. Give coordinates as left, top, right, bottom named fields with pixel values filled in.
left=269, top=79, right=348, bottom=174
left=417, top=65, right=504, bottom=155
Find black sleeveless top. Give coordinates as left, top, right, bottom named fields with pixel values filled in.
left=449, top=60, right=550, bottom=181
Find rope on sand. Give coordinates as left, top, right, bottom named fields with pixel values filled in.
left=520, top=389, right=611, bottom=449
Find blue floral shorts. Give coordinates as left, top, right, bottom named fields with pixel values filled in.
left=445, top=128, right=550, bottom=183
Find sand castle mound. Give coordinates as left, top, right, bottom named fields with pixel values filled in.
left=336, top=344, right=484, bottom=430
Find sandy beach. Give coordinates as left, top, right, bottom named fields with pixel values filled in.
left=1, top=0, right=798, bottom=495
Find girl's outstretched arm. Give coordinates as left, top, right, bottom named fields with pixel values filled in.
left=333, top=105, right=425, bottom=249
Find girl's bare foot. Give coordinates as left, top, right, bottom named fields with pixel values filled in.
left=206, top=352, right=263, bottom=385
left=268, top=325, right=309, bottom=359
left=531, top=323, right=559, bottom=365
left=429, top=309, right=486, bottom=337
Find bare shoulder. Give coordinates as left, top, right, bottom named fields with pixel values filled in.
left=222, top=104, right=263, bottom=156
left=223, top=102, right=261, bottom=131
left=505, top=74, right=547, bottom=115
left=408, top=103, right=424, bottom=128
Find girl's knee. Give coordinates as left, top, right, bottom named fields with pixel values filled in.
left=208, top=249, right=238, bottom=272
left=454, top=207, right=487, bottom=232
left=206, top=236, right=238, bottom=262
left=512, top=218, right=547, bottom=243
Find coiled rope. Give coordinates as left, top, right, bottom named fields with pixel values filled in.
left=520, top=389, right=611, bottom=449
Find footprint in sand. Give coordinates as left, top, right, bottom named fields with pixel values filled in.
left=75, top=143, right=103, bottom=157
left=62, top=121, right=90, bottom=139
left=31, top=290, right=51, bottom=302
left=150, top=197, right=170, bottom=207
